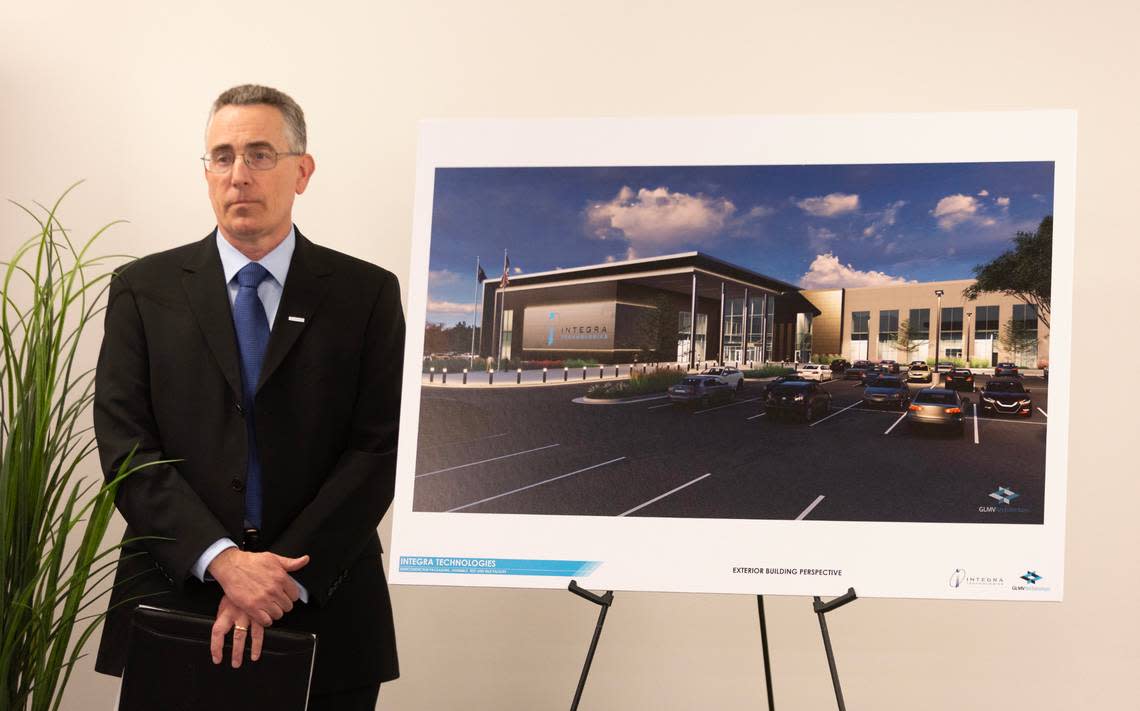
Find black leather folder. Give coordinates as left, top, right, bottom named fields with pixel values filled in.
left=119, top=605, right=317, bottom=711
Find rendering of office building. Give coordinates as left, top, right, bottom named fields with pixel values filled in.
left=477, top=254, right=1049, bottom=368
left=477, top=253, right=817, bottom=366
left=802, top=280, right=1050, bottom=368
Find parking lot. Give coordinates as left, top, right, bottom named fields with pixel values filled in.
left=412, top=371, right=1048, bottom=524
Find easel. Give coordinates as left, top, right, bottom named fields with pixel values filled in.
left=567, top=581, right=859, bottom=710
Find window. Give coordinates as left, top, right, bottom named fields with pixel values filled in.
left=500, top=309, right=513, bottom=361
left=722, top=297, right=744, bottom=362
left=940, top=307, right=963, bottom=360
left=1013, top=304, right=1038, bottom=331
left=1008, top=304, right=1039, bottom=367
left=765, top=295, right=775, bottom=362
left=796, top=312, right=813, bottom=362
left=851, top=311, right=870, bottom=341
left=975, top=305, right=1000, bottom=336
left=908, top=308, right=930, bottom=339
left=878, top=309, right=899, bottom=341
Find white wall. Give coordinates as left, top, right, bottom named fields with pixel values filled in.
left=3, top=2, right=1137, bottom=709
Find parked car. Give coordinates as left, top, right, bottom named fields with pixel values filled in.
left=862, top=375, right=911, bottom=410
left=879, top=359, right=900, bottom=374
left=943, top=368, right=975, bottom=391
left=830, top=358, right=850, bottom=373
left=934, top=362, right=954, bottom=373
left=994, top=362, right=1021, bottom=378
left=762, top=373, right=807, bottom=394
left=907, top=388, right=966, bottom=433
left=765, top=380, right=832, bottom=421
left=796, top=363, right=833, bottom=382
left=906, top=362, right=932, bottom=383
left=844, top=360, right=874, bottom=380
left=669, top=375, right=737, bottom=407
left=979, top=378, right=1033, bottom=417
left=701, top=366, right=744, bottom=390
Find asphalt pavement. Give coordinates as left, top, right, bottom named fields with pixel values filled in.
left=412, top=371, right=1049, bottom=524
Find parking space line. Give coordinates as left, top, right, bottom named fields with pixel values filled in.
left=447, top=457, right=627, bottom=512
left=647, top=402, right=675, bottom=411
left=417, top=443, right=560, bottom=478
left=619, top=472, right=712, bottom=517
left=809, top=400, right=862, bottom=427
left=746, top=412, right=767, bottom=420
left=1037, top=407, right=1048, bottom=417
left=974, top=417, right=1048, bottom=426
left=694, top=396, right=763, bottom=414
left=883, top=411, right=908, bottom=435
left=795, top=495, right=825, bottom=520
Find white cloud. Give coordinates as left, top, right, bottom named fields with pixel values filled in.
left=587, top=186, right=736, bottom=252
left=796, top=193, right=860, bottom=217
left=977, top=189, right=990, bottom=197
left=427, top=300, right=476, bottom=314
left=932, top=194, right=982, bottom=230
left=995, top=196, right=1010, bottom=206
left=799, top=253, right=916, bottom=289
left=428, top=269, right=462, bottom=287
left=862, top=200, right=907, bottom=237
left=744, top=205, right=776, bottom=220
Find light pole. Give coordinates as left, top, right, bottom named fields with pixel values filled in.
left=965, top=311, right=973, bottom=366
left=933, top=289, right=944, bottom=370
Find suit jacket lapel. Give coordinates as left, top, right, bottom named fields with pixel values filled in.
left=181, top=233, right=243, bottom=399
left=257, top=229, right=333, bottom=393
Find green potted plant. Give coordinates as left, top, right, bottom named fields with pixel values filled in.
left=1, top=184, right=152, bottom=711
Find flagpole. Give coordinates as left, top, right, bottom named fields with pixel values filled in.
left=470, top=256, right=481, bottom=370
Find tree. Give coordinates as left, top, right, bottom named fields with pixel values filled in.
left=892, top=319, right=923, bottom=362
left=998, top=317, right=1038, bottom=366
left=963, top=215, right=1052, bottom=327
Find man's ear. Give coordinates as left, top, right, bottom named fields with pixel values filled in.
left=295, top=154, right=315, bottom=195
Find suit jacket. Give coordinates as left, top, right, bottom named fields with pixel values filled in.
left=93, top=228, right=403, bottom=692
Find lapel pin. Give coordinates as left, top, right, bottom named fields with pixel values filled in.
left=288, top=315, right=306, bottom=323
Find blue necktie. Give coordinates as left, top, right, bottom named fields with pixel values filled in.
left=234, top=262, right=271, bottom=529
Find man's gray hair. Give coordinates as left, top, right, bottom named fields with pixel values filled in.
left=208, top=84, right=307, bottom=152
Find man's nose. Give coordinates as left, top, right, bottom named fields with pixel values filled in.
left=229, top=156, right=253, bottom=185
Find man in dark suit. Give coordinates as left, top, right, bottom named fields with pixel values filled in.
left=93, top=84, right=403, bottom=710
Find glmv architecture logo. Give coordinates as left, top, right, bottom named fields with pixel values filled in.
left=1012, top=570, right=1052, bottom=593
left=979, top=485, right=1030, bottom=514
left=989, top=486, right=1019, bottom=504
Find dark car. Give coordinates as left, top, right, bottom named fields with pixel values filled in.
left=844, top=360, right=874, bottom=380
left=907, top=388, right=966, bottom=433
left=943, top=368, right=975, bottom=392
left=762, top=373, right=807, bottom=395
left=669, top=375, right=737, bottom=407
left=906, top=362, right=932, bottom=383
left=830, top=358, right=850, bottom=373
left=862, top=375, right=911, bottom=410
left=979, top=378, right=1033, bottom=417
left=994, top=362, right=1021, bottom=378
left=765, top=380, right=832, bottom=422
left=879, top=359, right=900, bottom=374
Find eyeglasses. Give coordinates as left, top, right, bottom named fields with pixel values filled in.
left=201, top=147, right=303, bottom=173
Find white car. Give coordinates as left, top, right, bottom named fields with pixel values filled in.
left=700, top=366, right=745, bottom=390
left=796, top=363, right=833, bottom=382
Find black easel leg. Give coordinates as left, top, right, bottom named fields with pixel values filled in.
left=811, top=588, right=857, bottom=711
left=568, top=581, right=614, bottom=711
left=814, top=597, right=846, bottom=711
left=756, top=595, right=775, bottom=711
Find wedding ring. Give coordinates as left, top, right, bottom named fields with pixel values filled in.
left=234, top=625, right=248, bottom=632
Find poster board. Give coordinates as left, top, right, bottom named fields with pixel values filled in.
left=390, top=111, right=1074, bottom=600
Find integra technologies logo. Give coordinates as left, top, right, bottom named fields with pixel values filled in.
left=947, top=568, right=1005, bottom=589
left=978, top=485, right=1030, bottom=514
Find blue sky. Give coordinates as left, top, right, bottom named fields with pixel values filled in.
left=426, top=162, right=1054, bottom=325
